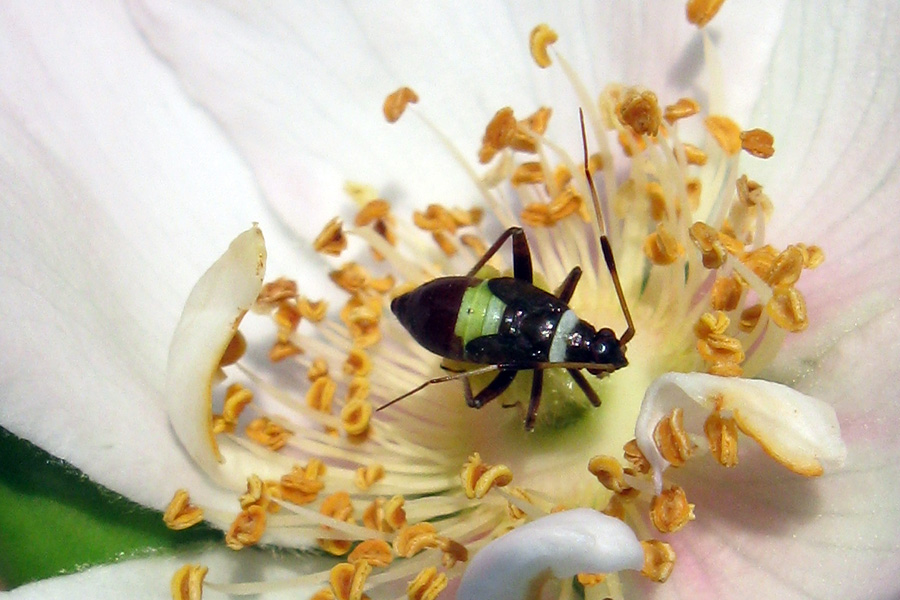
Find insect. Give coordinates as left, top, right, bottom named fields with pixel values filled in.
left=380, top=110, right=634, bottom=431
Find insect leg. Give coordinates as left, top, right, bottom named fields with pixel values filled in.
left=468, top=369, right=518, bottom=408
left=466, top=226, right=533, bottom=283
left=377, top=363, right=503, bottom=411
left=554, top=266, right=583, bottom=303
left=566, top=368, right=601, bottom=407
left=524, top=370, right=545, bottom=431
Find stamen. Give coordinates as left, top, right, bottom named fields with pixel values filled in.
left=355, top=463, right=385, bottom=490
left=341, top=398, right=373, bottom=436
left=640, top=540, right=675, bottom=582
left=408, top=566, right=449, bottom=600
left=314, top=217, right=349, bottom=256
left=529, top=24, right=558, bottom=68
left=650, top=485, right=695, bottom=533
left=460, top=453, right=513, bottom=499
left=225, top=504, right=267, bottom=550
left=349, top=539, right=394, bottom=567
left=663, top=97, right=700, bottom=123
left=704, top=115, right=742, bottom=155
left=383, top=86, right=419, bottom=123
left=588, top=455, right=634, bottom=495
left=652, top=408, right=695, bottom=467
left=245, top=417, right=293, bottom=451
left=164, top=489, right=204, bottom=530
left=685, top=0, right=726, bottom=28
left=616, top=88, right=662, bottom=137
left=393, top=522, right=440, bottom=558
left=704, top=410, right=739, bottom=467
left=171, top=564, right=207, bottom=600
left=740, top=128, right=775, bottom=158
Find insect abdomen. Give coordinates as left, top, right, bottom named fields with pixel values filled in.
left=390, top=276, right=473, bottom=359
left=454, top=280, right=507, bottom=348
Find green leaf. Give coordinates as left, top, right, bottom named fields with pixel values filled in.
left=0, top=428, right=218, bottom=588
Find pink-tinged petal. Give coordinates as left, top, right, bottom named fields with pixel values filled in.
left=743, top=2, right=900, bottom=332
left=0, top=2, right=308, bottom=513
left=457, top=508, right=645, bottom=600
left=638, top=305, right=900, bottom=600
left=129, top=1, right=788, bottom=241
left=5, top=545, right=330, bottom=599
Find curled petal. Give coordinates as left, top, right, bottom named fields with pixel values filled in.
left=636, top=373, right=846, bottom=492
left=165, top=226, right=286, bottom=491
left=457, top=508, right=644, bottom=600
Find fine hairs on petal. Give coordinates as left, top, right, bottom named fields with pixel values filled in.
left=457, top=508, right=645, bottom=600
left=635, top=372, right=847, bottom=492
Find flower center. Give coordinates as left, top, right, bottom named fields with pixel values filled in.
left=164, top=10, right=844, bottom=600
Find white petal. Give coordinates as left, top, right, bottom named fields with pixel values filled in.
left=636, top=373, right=846, bottom=492
left=4, top=545, right=329, bottom=600
left=129, top=1, right=789, bottom=241
left=167, top=226, right=289, bottom=493
left=457, top=508, right=645, bottom=600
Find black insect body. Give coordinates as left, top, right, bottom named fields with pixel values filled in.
left=382, top=111, right=634, bottom=431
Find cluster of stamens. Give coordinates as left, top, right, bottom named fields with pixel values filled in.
left=165, top=2, right=837, bottom=598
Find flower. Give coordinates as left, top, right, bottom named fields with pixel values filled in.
left=2, top=1, right=900, bottom=599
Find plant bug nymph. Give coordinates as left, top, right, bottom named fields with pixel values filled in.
left=381, top=109, right=634, bottom=431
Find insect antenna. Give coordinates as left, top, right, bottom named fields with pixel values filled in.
left=579, top=108, right=635, bottom=346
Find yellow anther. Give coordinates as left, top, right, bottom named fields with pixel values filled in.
left=256, top=277, right=298, bottom=309
left=520, top=202, right=553, bottom=227
left=742, top=244, right=778, bottom=279
left=330, top=263, right=370, bottom=294
left=354, top=463, right=385, bottom=491
left=245, top=417, right=293, bottom=451
left=766, top=245, right=805, bottom=287
left=218, top=330, right=246, bottom=368
left=341, top=296, right=382, bottom=348
left=274, top=300, right=302, bottom=335
left=239, top=474, right=266, bottom=510
left=393, top=522, right=440, bottom=558
left=269, top=339, right=302, bottom=362
left=617, top=88, right=662, bottom=136
left=653, top=408, right=695, bottom=467
left=319, top=492, right=356, bottom=557
left=646, top=182, right=668, bottom=221
left=617, top=129, right=647, bottom=156
left=363, top=495, right=406, bottom=532
left=686, top=0, right=726, bottom=27
left=705, top=410, right=740, bottom=467
left=601, top=494, right=627, bottom=521
left=521, top=106, right=552, bottom=136
left=368, top=274, right=395, bottom=294
left=413, top=204, right=457, bottom=233
left=329, top=560, right=371, bottom=600
left=710, top=275, right=744, bottom=311
left=348, top=539, right=394, bottom=568
left=694, top=310, right=729, bottom=338
left=432, top=231, right=458, bottom=257
left=307, top=375, right=337, bottom=414
left=682, top=143, right=708, bottom=166
left=697, top=332, right=745, bottom=373
left=308, top=357, right=329, bottom=382
left=314, top=217, right=348, bottom=256
left=164, top=489, right=204, bottom=530
left=341, top=398, right=373, bottom=437
left=170, top=564, right=207, bottom=600
left=641, top=539, right=676, bottom=582
left=460, top=233, right=488, bottom=257
left=354, top=199, right=391, bottom=226
left=623, top=439, right=652, bottom=474
left=311, top=589, right=336, bottom=600
left=510, top=161, right=545, bottom=185
left=225, top=504, right=267, bottom=550
left=739, top=304, right=763, bottom=333
left=347, top=376, right=370, bottom=402
left=344, top=347, right=372, bottom=377
left=689, top=221, right=735, bottom=269
left=383, top=86, right=419, bottom=123
left=279, top=464, right=325, bottom=506
left=797, top=243, right=825, bottom=269
left=479, top=107, right=517, bottom=163
left=529, top=24, right=558, bottom=68
left=650, top=485, right=696, bottom=533
left=576, top=573, right=607, bottom=587
left=705, top=115, right=742, bottom=155
left=740, top=128, right=775, bottom=158
left=299, top=297, right=328, bottom=322
left=643, top=222, right=685, bottom=265
left=766, top=286, right=808, bottom=332
left=587, top=455, right=634, bottom=495
left=460, top=453, right=513, bottom=499
left=548, top=186, right=583, bottom=222
left=438, top=537, right=469, bottom=568
left=663, top=97, right=700, bottom=123
left=407, top=566, right=448, bottom=600
left=686, top=177, right=702, bottom=210
left=222, top=383, right=253, bottom=424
